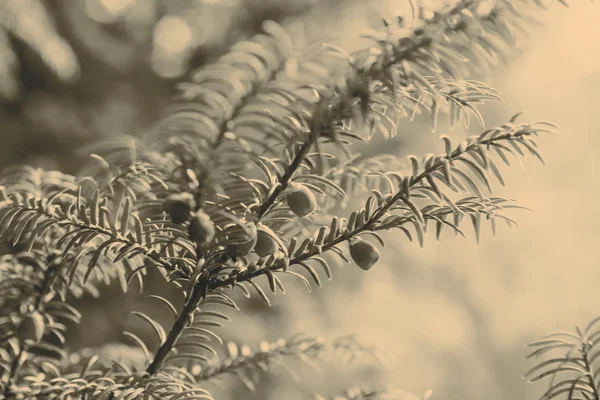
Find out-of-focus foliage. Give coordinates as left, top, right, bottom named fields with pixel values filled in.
left=0, top=0, right=336, bottom=171
left=0, top=0, right=325, bottom=90
left=0, top=0, right=79, bottom=100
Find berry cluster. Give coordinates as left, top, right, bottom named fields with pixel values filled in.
left=162, top=181, right=380, bottom=270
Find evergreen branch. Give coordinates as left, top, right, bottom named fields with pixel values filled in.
left=194, top=335, right=382, bottom=388
left=80, top=19, right=297, bottom=191
left=144, top=90, right=344, bottom=378
left=292, top=79, right=503, bottom=215
left=143, top=18, right=298, bottom=195
left=24, top=116, right=551, bottom=382
left=583, top=344, right=600, bottom=400
left=157, top=19, right=295, bottom=149
left=526, top=317, right=600, bottom=400
left=0, top=198, right=176, bottom=276
left=250, top=0, right=522, bottom=223
left=258, top=134, right=316, bottom=218
left=0, top=251, right=78, bottom=399
left=203, top=118, right=554, bottom=292
left=210, top=21, right=296, bottom=150
left=0, top=178, right=200, bottom=298
left=145, top=276, right=208, bottom=376
left=316, top=386, right=432, bottom=400
left=0, top=166, right=78, bottom=200
left=12, top=343, right=215, bottom=398
left=143, top=118, right=550, bottom=369
left=84, top=0, right=535, bottom=228
left=91, top=156, right=169, bottom=200
left=12, top=366, right=215, bottom=400
left=3, top=267, right=54, bottom=399
left=144, top=0, right=500, bottom=200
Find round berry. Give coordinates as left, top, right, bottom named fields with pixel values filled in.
left=349, top=237, right=380, bottom=271
left=17, top=311, right=45, bottom=344
left=346, top=73, right=369, bottom=99
left=286, top=182, right=317, bottom=218
left=235, top=222, right=258, bottom=257
left=163, top=193, right=196, bottom=224
left=254, top=225, right=279, bottom=257
left=188, top=210, right=215, bottom=246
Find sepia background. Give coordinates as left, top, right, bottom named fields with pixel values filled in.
left=0, top=0, right=598, bottom=399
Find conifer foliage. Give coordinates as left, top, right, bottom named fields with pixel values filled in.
left=527, top=316, right=600, bottom=400
left=0, top=0, right=573, bottom=399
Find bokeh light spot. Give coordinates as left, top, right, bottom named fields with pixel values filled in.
left=153, top=15, right=193, bottom=54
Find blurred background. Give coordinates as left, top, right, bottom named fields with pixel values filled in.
left=0, top=0, right=598, bottom=399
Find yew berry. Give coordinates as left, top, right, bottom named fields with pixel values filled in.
left=286, top=182, right=317, bottom=218
left=17, top=311, right=45, bottom=344
left=188, top=210, right=215, bottom=246
left=349, top=237, right=380, bottom=271
left=254, top=225, right=279, bottom=257
left=163, top=193, right=196, bottom=224
left=235, top=222, right=258, bottom=257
